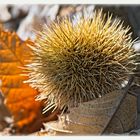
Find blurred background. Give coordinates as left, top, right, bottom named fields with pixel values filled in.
left=0, top=5, right=140, bottom=40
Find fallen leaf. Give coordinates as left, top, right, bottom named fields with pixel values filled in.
left=0, top=27, right=44, bottom=133
left=42, top=90, right=137, bottom=135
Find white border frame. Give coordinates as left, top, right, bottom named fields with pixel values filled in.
left=0, top=0, right=140, bottom=4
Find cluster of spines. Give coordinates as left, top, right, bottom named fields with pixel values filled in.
left=26, top=10, right=135, bottom=112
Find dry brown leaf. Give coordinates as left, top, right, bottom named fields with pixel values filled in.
left=41, top=90, right=137, bottom=135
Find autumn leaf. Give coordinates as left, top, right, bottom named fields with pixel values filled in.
left=41, top=90, right=137, bottom=135
left=0, top=27, right=46, bottom=133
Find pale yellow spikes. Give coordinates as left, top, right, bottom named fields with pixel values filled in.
left=26, top=9, right=136, bottom=112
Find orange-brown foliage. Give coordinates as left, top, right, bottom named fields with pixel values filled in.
left=0, top=27, right=43, bottom=132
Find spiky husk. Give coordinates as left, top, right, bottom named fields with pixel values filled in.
left=26, top=10, right=135, bottom=112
